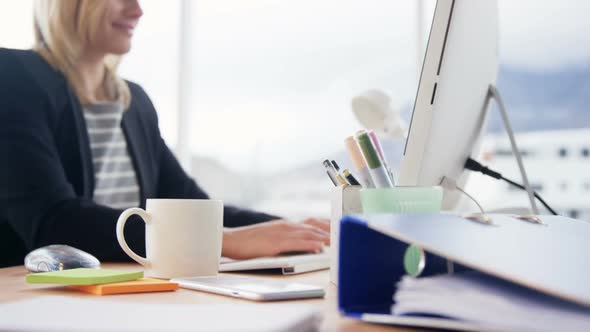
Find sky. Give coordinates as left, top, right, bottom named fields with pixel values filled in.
left=1, top=0, right=589, bottom=173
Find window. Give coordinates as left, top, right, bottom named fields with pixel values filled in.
left=558, top=148, right=568, bottom=158
left=507, top=183, right=543, bottom=193
left=0, top=1, right=34, bottom=48
left=2, top=0, right=590, bottom=221
left=118, top=1, right=181, bottom=148
left=190, top=0, right=423, bottom=217
left=494, top=148, right=533, bottom=157
left=189, top=0, right=590, bottom=220
left=475, top=1, right=590, bottom=221
left=560, top=182, right=568, bottom=192
left=0, top=0, right=181, bottom=150
left=495, top=149, right=514, bottom=157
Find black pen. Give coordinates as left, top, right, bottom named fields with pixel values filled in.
left=343, top=169, right=361, bottom=186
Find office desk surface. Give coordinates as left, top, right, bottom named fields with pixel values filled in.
left=0, top=263, right=423, bottom=332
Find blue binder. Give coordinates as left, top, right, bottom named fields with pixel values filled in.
left=338, top=213, right=590, bottom=328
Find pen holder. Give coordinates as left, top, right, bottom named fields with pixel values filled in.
left=330, top=185, right=363, bottom=285
left=360, top=186, right=443, bottom=277
left=360, top=186, right=443, bottom=213
left=330, top=186, right=443, bottom=284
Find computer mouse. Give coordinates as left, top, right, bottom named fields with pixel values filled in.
left=24, top=244, right=101, bottom=273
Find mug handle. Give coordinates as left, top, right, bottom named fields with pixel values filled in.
left=116, top=208, right=151, bottom=267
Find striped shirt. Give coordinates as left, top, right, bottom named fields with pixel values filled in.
left=83, top=102, right=141, bottom=209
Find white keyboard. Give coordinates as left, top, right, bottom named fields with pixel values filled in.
left=219, top=252, right=330, bottom=275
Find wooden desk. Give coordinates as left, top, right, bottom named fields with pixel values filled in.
left=0, top=263, right=424, bottom=332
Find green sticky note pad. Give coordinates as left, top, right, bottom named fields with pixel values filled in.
left=26, top=268, right=143, bottom=285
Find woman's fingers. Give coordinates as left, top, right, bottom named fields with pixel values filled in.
left=296, top=223, right=329, bottom=236
left=283, top=223, right=329, bottom=244
left=278, top=225, right=330, bottom=254
left=278, top=239, right=324, bottom=254
left=291, top=229, right=330, bottom=243
left=302, top=218, right=330, bottom=233
left=297, top=222, right=330, bottom=244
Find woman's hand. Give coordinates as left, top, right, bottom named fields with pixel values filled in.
left=222, top=219, right=330, bottom=260
left=301, top=217, right=330, bottom=233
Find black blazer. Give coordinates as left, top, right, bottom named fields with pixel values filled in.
left=0, top=48, right=276, bottom=266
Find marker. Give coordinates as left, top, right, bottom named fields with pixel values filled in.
left=342, top=169, right=361, bottom=186
left=332, top=161, right=359, bottom=187
left=356, top=132, right=393, bottom=188
left=323, top=160, right=346, bottom=186
left=368, top=130, right=396, bottom=185
left=345, top=136, right=374, bottom=188
left=331, top=160, right=350, bottom=186
left=336, top=174, right=349, bottom=186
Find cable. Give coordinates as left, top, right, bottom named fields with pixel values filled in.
left=500, top=177, right=558, bottom=216
left=440, top=176, right=485, bottom=214
left=464, top=158, right=559, bottom=216
left=455, top=186, right=485, bottom=215
left=440, top=176, right=494, bottom=225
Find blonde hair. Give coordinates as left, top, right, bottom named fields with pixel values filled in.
left=33, top=0, right=131, bottom=108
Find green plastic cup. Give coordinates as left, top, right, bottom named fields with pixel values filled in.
left=360, top=186, right=443, bottom=214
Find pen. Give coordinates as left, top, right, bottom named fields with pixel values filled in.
left=331, top=160, right=342, bottom=172
left=323, top=160, right=346, bottom=186
left=342, top=169, right=361, bottom=186
left=345, top=136, right=374, bottom=188
left=331, top=160, right=350, bottom=186
left=356, top=131, right=393, bottom=188
left=368, top=130, right=396, bottom=185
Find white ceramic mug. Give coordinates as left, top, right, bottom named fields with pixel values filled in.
left=116, top=199, right=223, bottom=279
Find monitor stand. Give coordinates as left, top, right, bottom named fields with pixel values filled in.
left=444, top=86, right=540, bottom=274
left=482, top=84, right=539, bottom=215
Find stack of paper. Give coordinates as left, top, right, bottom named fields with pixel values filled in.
left=392, top=272, right=590, bottom=332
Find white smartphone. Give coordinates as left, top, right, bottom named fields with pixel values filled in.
left=171, top=275, right=325, bottom=301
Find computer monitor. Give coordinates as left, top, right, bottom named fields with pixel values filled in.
left=398, top=0, right=499, bottom=210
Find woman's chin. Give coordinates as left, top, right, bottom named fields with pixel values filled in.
left=107, top=41, right=133, bottom=55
